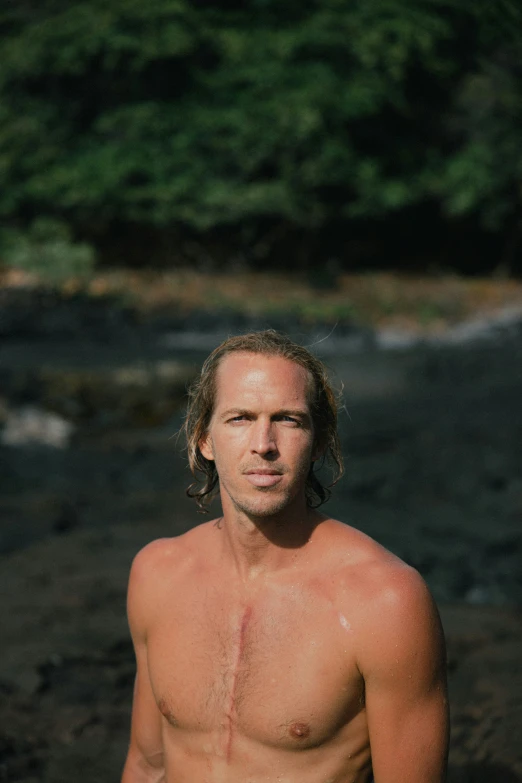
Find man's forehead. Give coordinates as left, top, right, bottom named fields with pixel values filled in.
left=214, top=351, right=313, bottom=399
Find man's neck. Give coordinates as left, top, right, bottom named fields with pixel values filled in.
left=217, top=499, right=323, bottom=582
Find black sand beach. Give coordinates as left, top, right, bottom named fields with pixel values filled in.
left=1, top=290, right=521, bottom=781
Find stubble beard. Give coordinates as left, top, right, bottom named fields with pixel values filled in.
left=224, top=467, right=310, bottom=521
left=230, top=488, right=294, bottom=520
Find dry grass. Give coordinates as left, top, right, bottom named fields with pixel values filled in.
left=3, top=267, right=522, bottom=335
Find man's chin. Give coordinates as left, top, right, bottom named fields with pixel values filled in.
left=232, top=494, right=291, bottom=519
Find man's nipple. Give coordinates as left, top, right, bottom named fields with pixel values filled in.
left=289, top=721, right=310, bottom=739
left=158, top=698, right=178, bottom=727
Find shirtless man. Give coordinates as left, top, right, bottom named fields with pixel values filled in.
left=121, top=330, right=449, bottom=783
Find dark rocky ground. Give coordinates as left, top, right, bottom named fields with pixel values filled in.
left=1, top=289, right=522, bottom=781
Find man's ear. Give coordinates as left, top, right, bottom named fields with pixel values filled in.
left=199, top=432, right=214, bottom=461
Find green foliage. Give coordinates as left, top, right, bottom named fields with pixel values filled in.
left=0, top=219, right=96, bottom=282
left=0, top=0, right=522, bottom=245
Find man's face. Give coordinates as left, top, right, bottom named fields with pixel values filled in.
left=200, top=352, right=319, bottom=519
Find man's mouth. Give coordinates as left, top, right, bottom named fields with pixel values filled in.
left=243, top=469, right=284, bottom=488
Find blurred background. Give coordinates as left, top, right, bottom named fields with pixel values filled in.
left=1, top=1, right=522, bottom=781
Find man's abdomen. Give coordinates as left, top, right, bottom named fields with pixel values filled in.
left=162, top=724, right=373, bottom=783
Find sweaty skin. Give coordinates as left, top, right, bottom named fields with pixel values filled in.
left=121, top=354, right=449, bottom=783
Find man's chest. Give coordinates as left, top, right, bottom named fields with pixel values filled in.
left=146, top=581, right=364, bottom=750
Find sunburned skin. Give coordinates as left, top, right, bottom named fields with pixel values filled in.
left=129, top=520, right=406, bottom=782
left=122, top=352, right=449, bottom=783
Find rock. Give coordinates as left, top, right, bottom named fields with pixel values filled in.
left=1, top=361, right=197, bottom=432
left=443, top=604, right=522, bottom=780
left=1, top=406, right=74, bottom=448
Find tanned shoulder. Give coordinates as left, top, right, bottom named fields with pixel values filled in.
left=354, top=557, right=447, bottom=691
left=127, top=523, right=214, bottom=643
left=349, top=548, right=449, bottom=781
left=127, top=538, right=179, bottom=644
left=322, top=519, right=446, bottom=685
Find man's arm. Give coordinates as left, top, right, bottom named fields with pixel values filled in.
left=121, top=544, right=166, bottom=783
left=359, top=565, right=449, bottom=783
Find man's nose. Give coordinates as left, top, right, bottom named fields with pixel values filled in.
left=250, top=419, right=277, bottom=455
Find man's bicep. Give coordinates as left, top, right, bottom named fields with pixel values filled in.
left=360, top=568, right=449, bottom=782
left=365, top=669, right=448, bottom=782
left=122, top=546, right=165, bottom=780
left=127, top=650, right=164, bottom=767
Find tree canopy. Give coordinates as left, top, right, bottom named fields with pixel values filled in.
left=1, top=0, right=522, bottom=268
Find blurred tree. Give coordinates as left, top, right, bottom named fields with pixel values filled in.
left=0, top=0, right=521, bottom=265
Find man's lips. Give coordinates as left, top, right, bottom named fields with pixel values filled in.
left=243, top=469, right=284, bottom=488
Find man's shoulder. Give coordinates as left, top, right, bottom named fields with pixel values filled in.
left=319, top=517, right=409, bottom=578
left=322, top=519, right=440, bottom=644
left=126, top=521, right=220, bottom=639
left=323, top=521, right=444, bottom=679
left=129, top=520, right=218, bottom=581
left=356, top=553, right=436, bottom=631
left=322, top=517, right=420, bottom=573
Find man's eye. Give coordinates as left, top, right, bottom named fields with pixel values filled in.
left=281, top=416, right=300, bottom=425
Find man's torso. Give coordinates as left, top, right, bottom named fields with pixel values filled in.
left=143, top=520, right=383, bottom=782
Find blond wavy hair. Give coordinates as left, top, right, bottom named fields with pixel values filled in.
left=183, top=330, right=344, bottom=510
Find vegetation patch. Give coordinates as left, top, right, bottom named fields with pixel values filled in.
left=3, top=267, right=522, bottom=336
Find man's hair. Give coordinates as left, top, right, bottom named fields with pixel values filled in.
left=183, top=330, right=344, bottom=511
